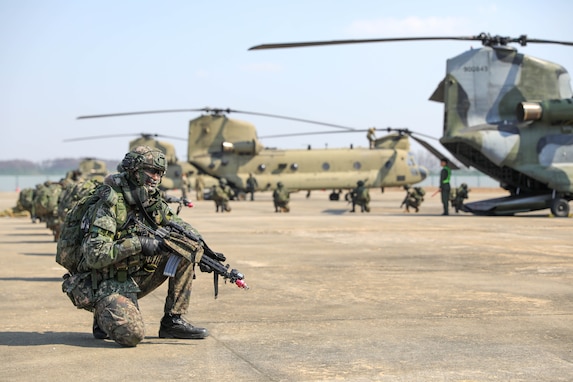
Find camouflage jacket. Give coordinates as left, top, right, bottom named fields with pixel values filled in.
left=273, top=187, right=290, bottom=203
left=80, top=173, right=200, bottom=274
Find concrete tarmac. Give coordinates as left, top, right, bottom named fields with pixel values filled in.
left=0, top=188, right=572, bottom=381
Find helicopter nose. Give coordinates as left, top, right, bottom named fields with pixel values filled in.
left=418, top=166, right=428, bottom=181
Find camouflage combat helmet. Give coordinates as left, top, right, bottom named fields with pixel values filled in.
left=357, top=180, right=364, bottom=187
left=121, top=145, right=167, bottom=192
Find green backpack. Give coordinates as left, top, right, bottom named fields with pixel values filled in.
left=18, top=188, right=35, bottom=211
left=56, top=184, right=101, bottom=274
left=34, top=182, right=62, bottom=217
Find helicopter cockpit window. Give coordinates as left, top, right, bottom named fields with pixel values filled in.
left=258, top=164, right=266, bottom=172
left=291, top=163, right=299, bottom=171
left=322, top=162, right=330, bottom=171
left=221, top=142, right=234, bottom=152
left=353, top=162, right=361, bottom=170
left=407, top=153, right=416, bottom=167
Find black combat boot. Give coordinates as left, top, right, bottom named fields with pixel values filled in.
left=93, top=317, right=109, bottom=340
left=159, top=313, right=209, bottom=339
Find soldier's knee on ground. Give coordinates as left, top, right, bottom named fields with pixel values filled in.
left=95, top=294, right=145, bottom=347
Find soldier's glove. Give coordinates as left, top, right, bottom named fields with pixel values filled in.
left=139, top=236, right=163, bottom=257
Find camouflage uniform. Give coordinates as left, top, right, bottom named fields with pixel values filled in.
left=195, top=174, right=205, bottom=201
left=450, top=183, right=469, bottom=213
left=246, top=173, right=258, bottom=201
left=272, top=182, right=290, bottom=212
left=77, top=146, right=207, bottom=347
left=34, top=181, right=63, bottom=240
left=402, top=186, right=425, bottom=213
left=350, top=180, right=370, bottom=213
left=212, top=178, right=234, bottom=212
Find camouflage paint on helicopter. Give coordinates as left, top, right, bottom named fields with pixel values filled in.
left=430, top=41, right=573, bottom=215
left=250, top=33, right=573, bottom=216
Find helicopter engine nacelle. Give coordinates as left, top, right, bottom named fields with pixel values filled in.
left=221, top=140, right=263, bottom=155
left=517, top=99, right=573, bottom=124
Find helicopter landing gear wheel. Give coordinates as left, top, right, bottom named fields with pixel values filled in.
left=329, top=191, right=340, bottom=201
left=551, top=198, right=570, bottom=217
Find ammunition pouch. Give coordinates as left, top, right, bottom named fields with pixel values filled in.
left=61, top=272, right=95, bottom=312
left=96, top=253, right=157, bottom=284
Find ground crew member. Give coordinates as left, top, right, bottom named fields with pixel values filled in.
left=440, top=158, right=451, bottom=215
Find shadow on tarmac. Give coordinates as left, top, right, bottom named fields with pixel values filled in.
left=0, top=331, right=118, bottom=348
left=0, top=276, right=61, bottom=282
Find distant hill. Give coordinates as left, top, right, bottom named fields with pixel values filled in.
left=0, top=158, right=120, bottom=175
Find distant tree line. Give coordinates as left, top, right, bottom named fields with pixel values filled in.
left=0, top=158, right=120, bottom=175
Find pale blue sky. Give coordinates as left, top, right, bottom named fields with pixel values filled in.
left=2, top=0, right=573, bottom=162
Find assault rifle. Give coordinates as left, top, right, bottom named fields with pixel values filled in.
left=135, top=220, right=248, bottom=298
left=163, top=194, right=194, bottom=215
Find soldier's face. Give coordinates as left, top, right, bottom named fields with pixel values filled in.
left=141, top=167, right=164, bottom=192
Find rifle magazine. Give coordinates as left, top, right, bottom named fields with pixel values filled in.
left=163, top=254, right=181, bottom=277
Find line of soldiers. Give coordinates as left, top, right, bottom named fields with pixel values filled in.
left=0, top=169, right=106, bottom=241
left=399, top=183, right=470, bottom=214
left=2, top=173, right=470, bottom=219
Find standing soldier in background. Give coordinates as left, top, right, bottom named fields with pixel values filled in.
left=349, top=180, right=370, bottom=213
left=246, top=173, right=258, bottom=201
left=367, top=127, right=376, bottom=149
left=181, top=173, right=189, bottom=200
left=272, top=182, right=290, bottom=213
left=439, top=158, right=451, bottom=216
left=212, top=178, right=234, bottom=212
left=195, top=173, right=205, bottom=201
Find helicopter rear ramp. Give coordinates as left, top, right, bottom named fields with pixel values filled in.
left=463, top=193, right=554, bottom=216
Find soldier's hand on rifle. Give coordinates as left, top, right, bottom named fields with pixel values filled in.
left=139, top=236, right=163, bottom=257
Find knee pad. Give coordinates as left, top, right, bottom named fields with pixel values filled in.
left=95, top=294, right=145, bottom=347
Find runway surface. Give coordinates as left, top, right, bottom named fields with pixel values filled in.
left=0, top=188, right=572, bottom=381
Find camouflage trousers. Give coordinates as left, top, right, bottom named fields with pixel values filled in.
left=94, top=255, right=194, bottom=347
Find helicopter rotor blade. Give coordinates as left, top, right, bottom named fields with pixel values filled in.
left=78, top=107, right=358, bottom=131
left=77, top=108, right=211, bottom=119
left=249, top=33, right=573, bottom=50
left=64, top=132, right=186, bottom=142
left=229, top=109, right=357, bottom=130
left=407, top=135, right=460, bottom=170
left=261, top=129, right=369, bottom=139
left=261, top=127, right=440, bottom=140
left=64, top=133, right=144, bottom=142
left=250, top=36, right=475, bottom=50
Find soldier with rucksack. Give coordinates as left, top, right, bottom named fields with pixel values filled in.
left=272, top=181, right=290, bottom=213
left=349, top=180, right=370, bottom=213
left=211, top=177, right=234, bottom=212
left=401, top=186, right=425, bottom=213
left=450, top=183, right=470, bottom=213
left=57, top=146, right=214, bottom=347
left=33, top=180, right=63, bottom=240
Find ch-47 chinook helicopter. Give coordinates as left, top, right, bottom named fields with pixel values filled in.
left=77, top=108, right=452, bottom=200
left=250, top=32, right=573, bottom=216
